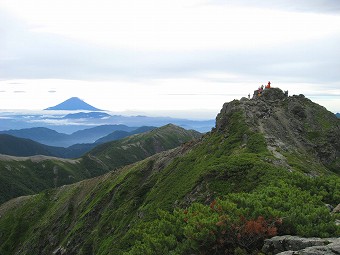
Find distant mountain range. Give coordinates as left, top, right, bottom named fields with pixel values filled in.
left=0, top=125, right=138, bottom=147
left=0, top=97, right=215, bottom=133
left=0, top=127, right=69, bottom=146
left=0, top=126, right=159, bottom=158
left=0, top=112, right=215, bottom=133
left=336, top=113, right=340, bottom=118
left=44, top=97, right=102, bottom=111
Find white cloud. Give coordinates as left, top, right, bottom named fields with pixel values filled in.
left=208, top=0, right=340, bottom=14
left=1, top=0, right=340, bottom=51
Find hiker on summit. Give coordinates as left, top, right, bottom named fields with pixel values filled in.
left=254, top=82, right=269, bottom=98
left=257, top=86, right=263, bottom=97
left=258, top=86, right=263, bottom=93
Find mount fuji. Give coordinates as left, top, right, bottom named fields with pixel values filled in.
left=44, top=97, right=102, bottom=111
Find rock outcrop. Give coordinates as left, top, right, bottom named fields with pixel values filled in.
left=333, top=203, right=340, bottom=214
left=215, top=88, right=340, bottom=173
left=262, top=235, right=340, bottom=254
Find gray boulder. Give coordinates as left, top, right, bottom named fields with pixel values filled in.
left=262, top=235, right=340, bottom=254
left=261, top=87, right=287, bottom=101
left=276, top=241, right=340, bottom=255
left=332, top=203, right=340, bottom=214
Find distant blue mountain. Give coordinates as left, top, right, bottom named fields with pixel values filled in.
left=70, top=125, right=137, bottom=144
left=0, top=125, right=138, bottom=147
left=0, top=134, right=65, bottom=157
left=44, top=97, right=102, bottom=111
left=95, top=126, right=155, bottom=144
left=0, top=127, right=69, bottom=144
left=336, top=113, right=340, bottom=118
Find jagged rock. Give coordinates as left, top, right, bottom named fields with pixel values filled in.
left=52, top=246, right=67, bottom=255
left=332, top=204, right=340, bottom=214
left=261, top=87, right=287, bottom=101
left=335, top=219, right=340, bottom=226
left=215, top=100, right=241, bottom=131
left=262, top=235, right=327, bottom=253
left=325, top=204, right=334, bottom=212
left=262, top=235, right=340, bottom=254
left=276, top=241, right=340, bottom=255
left=289, top=103, right=307, bottom=119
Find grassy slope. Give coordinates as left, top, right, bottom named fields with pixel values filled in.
left=0, top=156, right=104, bottom=204
left=0, top=100, right=338, bottom=254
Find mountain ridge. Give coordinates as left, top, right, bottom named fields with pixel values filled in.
left=88, top=123, right=201, bottom=170
left=0, top=88, right=339, bottom=254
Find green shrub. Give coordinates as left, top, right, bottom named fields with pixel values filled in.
left=125, top=200, right=280, bottom=255
left=226, top=183, right=339, bottom=237
left=246, top=133, right=267, bottom=154
left=125, top=177, right=340, bottom=254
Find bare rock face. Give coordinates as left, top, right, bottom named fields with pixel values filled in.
left=262, top=235, right=340, bottom=254
left=332, top=204, right=340, bottom=214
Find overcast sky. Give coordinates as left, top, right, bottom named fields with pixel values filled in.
left=1, top=0, right=340, bottom=118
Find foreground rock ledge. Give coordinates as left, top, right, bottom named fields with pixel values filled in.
left=262, top=235, right=340, bottom=255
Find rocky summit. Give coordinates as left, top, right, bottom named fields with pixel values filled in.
left=0, top=88, right=339, bottom=255
left=216, top=87, right=340, bottom=174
